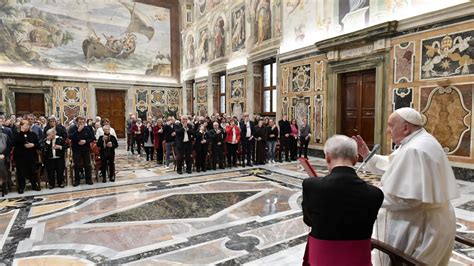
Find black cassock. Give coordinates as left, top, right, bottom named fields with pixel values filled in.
left=255, top=126, right=267, bottom=164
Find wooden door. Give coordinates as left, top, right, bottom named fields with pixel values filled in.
left=15, top=93, right=45, bottom=117
left=340, top=69, right=376, bottom=147
left=96, top=90, right=126, bottom=138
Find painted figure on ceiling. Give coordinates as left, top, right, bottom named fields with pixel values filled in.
left=198, top=29, right=209, bottom=63
left=214, top=17, right=225, bottom=58
left=256, top=0, right=271, bottom=44
left=186, top=35, right=195, bottom=68
left=232, top=8, right=245, bottom=51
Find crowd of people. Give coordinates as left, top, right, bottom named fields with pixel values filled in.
left=0, top=114, right=119, bottom=196
left=125, top=112, right=312, bottom=175
left=0, top=108, right=461, bottom=265
left=0, top=111, right=312, bottom=196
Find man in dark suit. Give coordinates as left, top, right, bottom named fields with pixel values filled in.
left=302, top=134, right=384, bottom=265
left=0, top=116, right=12, bottom=140
left=174, top=115, right=195, bottom=174
left=278, top=115, right=291, bottom=162
left=209, top=121, right=225, bottom=170
left=68, top=116, right=95, bottom=186
left=0, top=115, right=12, bottom=194
left=239, top=113, right=255, bottom=167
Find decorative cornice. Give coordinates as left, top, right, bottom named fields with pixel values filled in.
left=397, top=2, right=474, bottom=32
left=314, top=21, right=398, bottom=52
left=227, top=65, right=247, bottom=75
left=248, top=46, right=279, bottom=63
left=278, top=45, right=323, bottom=63
left=195, top=76, right=208, bottom=83
left=0, top=73, right=181, bottom=88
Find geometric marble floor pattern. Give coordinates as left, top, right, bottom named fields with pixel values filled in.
left=1, top=168, right=307, bottom=265
left=0, top=142, right=473, bottom=265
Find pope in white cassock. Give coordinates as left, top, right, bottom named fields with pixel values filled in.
left=353, top=107, right=459, bottom=265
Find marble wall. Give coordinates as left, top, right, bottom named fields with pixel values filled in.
left=390, top=20, right=474, bottom=163
left=133, top=87, right=181, bottom=119
left=52, top=83, right=89, bottom=124
left=280, top=56, right=327, bottom=146
left=0, top=78, right=181, bottom=122
left=227, top=72, right=247, bottom=119
left=195, top=80, right=208, bottom=116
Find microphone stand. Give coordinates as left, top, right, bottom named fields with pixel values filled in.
left=356, top=144, right=380, bottom=172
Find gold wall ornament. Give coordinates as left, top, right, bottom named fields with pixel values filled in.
left=421, top=85, right=471, bottom=155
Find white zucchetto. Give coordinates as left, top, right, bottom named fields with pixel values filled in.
left=395, top=107, right=423, bottom=126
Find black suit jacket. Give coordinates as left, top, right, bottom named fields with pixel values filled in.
left=239, top=120, right=255, bottom=141
left=97, top=134, right=119, bottom=158
left=162, top=124, right=175, bottom=143
left=174, top=123, right=195, bottom=148
left=68, top=125, right=94, bottom=152
left=278, top=120, right=291, bottom=137
left=302, top=166, right=383, bottom=240
left=41, top=136, right=67, bottom=159
left=209, top=128, right=225, bottom=147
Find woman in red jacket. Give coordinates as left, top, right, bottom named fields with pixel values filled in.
left=225, top=117, right=240, bottom=168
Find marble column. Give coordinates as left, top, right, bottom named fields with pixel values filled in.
left=182, top=83, right=188, bottom=115
left=207, top=76, right=213, bottom=115
left=246, top=63, right=254, bottom=115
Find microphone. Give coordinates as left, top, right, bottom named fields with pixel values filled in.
left=356, top=144, right=380, bottom=172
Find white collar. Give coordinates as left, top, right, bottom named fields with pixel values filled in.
left=400, top=128, right=424, bottom=145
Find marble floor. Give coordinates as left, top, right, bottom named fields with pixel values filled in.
left=0, top=142, right=473, bottom=265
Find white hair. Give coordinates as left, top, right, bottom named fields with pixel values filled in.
left=324, top=135, right=358, bottom=160
left=46, top=128, right=56, bottom=136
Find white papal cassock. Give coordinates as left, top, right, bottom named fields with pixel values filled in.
left=366, top=128, right=459, bottom=265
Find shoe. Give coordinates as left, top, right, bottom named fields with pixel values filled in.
left=186, top=170, right=192, bottom=174
left=177, top=171, right=183, bottom=174
left=247, top=164, right=253, bottom=167
left=18, top=189, right=24, bottom=194
left=242, top=164, right=245, bottom=167
left=213, top=168, right=217, bottom=170
left=102, top=179, right=106, bottom=183
left=48, top=185, right=55, bottom=189
left=203, top=169, right=207, bottom=172
left=109, top=177, right=115, bottom=182
left=59, top=184, right=65, bottom=188
left=197, top=169, right=201, bottom=173
left=86, top=181, right=93, bottom=185
left=73, top=181, right=80, bottom=187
